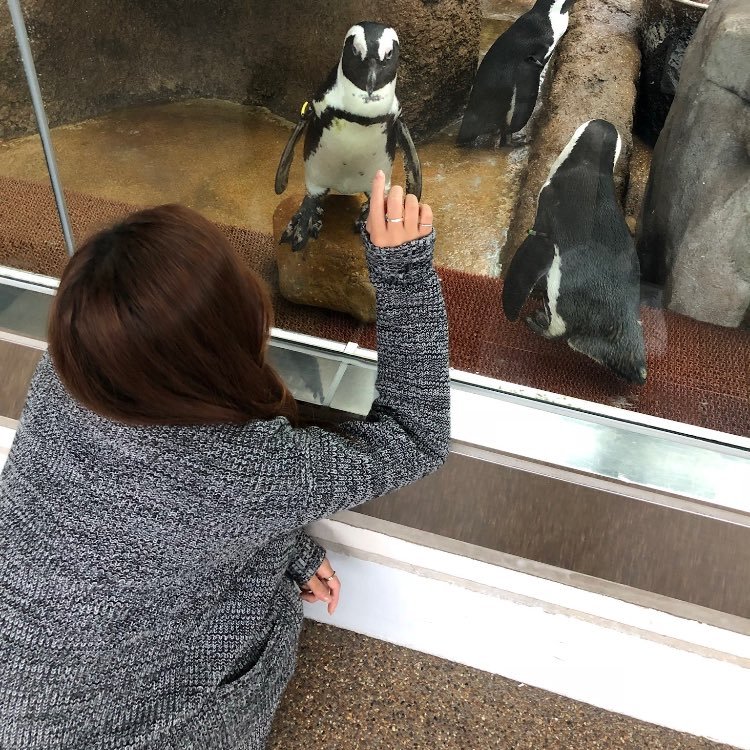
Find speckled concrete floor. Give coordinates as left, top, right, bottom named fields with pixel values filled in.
left=270, top=622, right=734, bottom=750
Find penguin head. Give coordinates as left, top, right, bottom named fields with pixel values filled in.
left=570, top=321, right=648, bottom=385
left=567, top=119, right=622, bottom=175
left=607, top=341, right=648, bottom=385
left=340, top=22, right=400, bottom=99
left=456, top=109, right=486, bottom=147
left=615, top=316, right=648, bottom=385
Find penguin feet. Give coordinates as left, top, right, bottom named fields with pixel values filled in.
left=281, top=193, right=327, bottom=252
left=526, top=308, right=552, bottom=338
left=493, top=132, right=511, bottom=149
left=354, top=197, right=370, bottom=234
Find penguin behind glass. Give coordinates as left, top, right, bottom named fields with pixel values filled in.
left=502, top=120, right=648, bottom=384
left=275, top=22, right=422, bottom=251
left=457, top=0, right=574, bottom=147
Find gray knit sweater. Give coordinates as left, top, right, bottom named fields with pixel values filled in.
left=0, top=231, right=449, bottom=750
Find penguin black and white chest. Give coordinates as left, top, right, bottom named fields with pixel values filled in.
left=458, top=0, right=574, bottom=147
left=502, top=120, right=648, bottom=384
left=275, top=22, right=421, bottom=251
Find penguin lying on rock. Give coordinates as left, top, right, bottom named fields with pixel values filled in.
left=275, top=21, right=422, bottom=251
left=502, top=119, right=648, bottom=384
left=457, top=0, right=574, bottom=147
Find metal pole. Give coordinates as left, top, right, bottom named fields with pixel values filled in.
left=7, top=0, right=75, bottom=256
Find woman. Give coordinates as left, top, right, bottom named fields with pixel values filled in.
left=0, top=170, right=449, bottom=749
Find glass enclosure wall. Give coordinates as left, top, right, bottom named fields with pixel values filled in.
left=0, top=0, right=747, bottom=440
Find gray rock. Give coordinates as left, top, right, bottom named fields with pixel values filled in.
left=635, top=0, right=706, bottom=145
left=637, top=0, right=750, bottom=328
left=0, top=0, right=480, bottom=141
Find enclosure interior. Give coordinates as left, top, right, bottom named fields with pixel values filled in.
left=1, top=0, right=749, bottom=622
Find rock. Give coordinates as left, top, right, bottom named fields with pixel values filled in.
left=636, top=0, right=750, bottom=328
left=0, top=17, right=34, bottom=138
left=273, top=194, right=376, bottom=324
left=0, top=0, right=480, bottom=141
left=634, top=0, right=705, bottom=146
left=623, top=134, right=652, bottom=233
left=504, top=0, right=645, bottom=264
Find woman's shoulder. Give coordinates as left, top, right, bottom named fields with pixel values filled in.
left=28, top=352, right=290, bottom=442
left=23, top=351, right=69, bottom=414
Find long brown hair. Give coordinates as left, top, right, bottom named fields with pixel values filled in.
left=48, top=204, right=300, bottom=427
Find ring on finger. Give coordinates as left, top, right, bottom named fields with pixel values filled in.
left=385, top=216, right=403, bottom=223
left=418, top=223, right=433, bottom=228
left=318, top=571, right=337, bottom=582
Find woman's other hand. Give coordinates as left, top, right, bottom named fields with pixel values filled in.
left=299, top=556, right=340, bottom=615
left=365, top=170, right=433, bottom=248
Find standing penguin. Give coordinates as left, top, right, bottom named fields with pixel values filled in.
left=457, top=0, right=574, bottom=147
left=502, top=120, right=648, bottom=384
left=275, top=22, right=422, bottom=251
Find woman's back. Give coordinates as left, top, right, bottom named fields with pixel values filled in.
left=1, top=354, right=306, bottom=746
left=0, top=184, right=449, bottom=749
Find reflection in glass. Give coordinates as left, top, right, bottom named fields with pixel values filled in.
left=0, top=0, right=746, bottom=442
left=0, top=283, right=52, bottom=341
left=267, top=344, right=342, bottom=407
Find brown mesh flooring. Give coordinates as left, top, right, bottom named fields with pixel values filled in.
left=2, top=176, right=749, bottom=437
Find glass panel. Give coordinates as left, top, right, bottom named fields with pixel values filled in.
left=0, top=2, right=68, bottom=275
left=1, top=4, right=746, bottom=463
left=0, top=282, right=52, bottom=340
left=328, top=361, right=377, bottom=416
left=267, top=344, right=345, bottom=407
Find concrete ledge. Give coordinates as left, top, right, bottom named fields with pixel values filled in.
left=306, top=515, right=750, bottom=749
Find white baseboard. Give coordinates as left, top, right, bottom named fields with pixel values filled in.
left=0, top=423, right=16, bottom=472
left=304, top=518, right=750, bottom=749
left=3, top=421, right=748, bottom=747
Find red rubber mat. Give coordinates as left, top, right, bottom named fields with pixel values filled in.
left=2, top=176, right=748, bottom=437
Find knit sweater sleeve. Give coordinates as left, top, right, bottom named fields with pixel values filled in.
left=286, top=531, right=327, bottom=585
left=220, top=230, right=450, bottom=538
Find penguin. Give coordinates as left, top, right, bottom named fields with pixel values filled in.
left=457, top=0, right=574, bottom=148
left=275, top=22, right=422, bottom=251
left=501, top=119, right=648, bottom=384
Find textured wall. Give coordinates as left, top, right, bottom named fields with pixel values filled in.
left=0, top=0, right=480, bottom=141
left=637, top=0, right=750, bottom=328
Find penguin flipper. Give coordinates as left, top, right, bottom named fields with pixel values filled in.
left=275, top=105, right=311, bottom=195
left=509, top=77, right=542, bottom=135
left=396, top=118, right=422, bottom=200
left=508, top=91, right=539, bottom=136
left=502, top=233, right=555, bottom=321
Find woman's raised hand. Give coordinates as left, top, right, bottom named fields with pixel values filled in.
left=366, top=170, right=433, bottom=248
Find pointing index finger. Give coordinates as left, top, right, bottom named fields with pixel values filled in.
left=367, top=170, right=386, bottom=237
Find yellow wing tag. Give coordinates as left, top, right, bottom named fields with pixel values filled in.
left=301, top=101, right=310, bottom=117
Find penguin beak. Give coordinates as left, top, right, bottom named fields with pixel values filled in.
left=366, top=58, right=378, bottom=96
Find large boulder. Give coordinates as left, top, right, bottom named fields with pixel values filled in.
left=0, top=0, right=480, bottom=141
left=636, top=0, right=750, bottom=328
left=273, top=194, right=376, bottom=324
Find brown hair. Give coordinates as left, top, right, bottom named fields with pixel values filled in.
left=48, top=204, right=300, bottom=427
